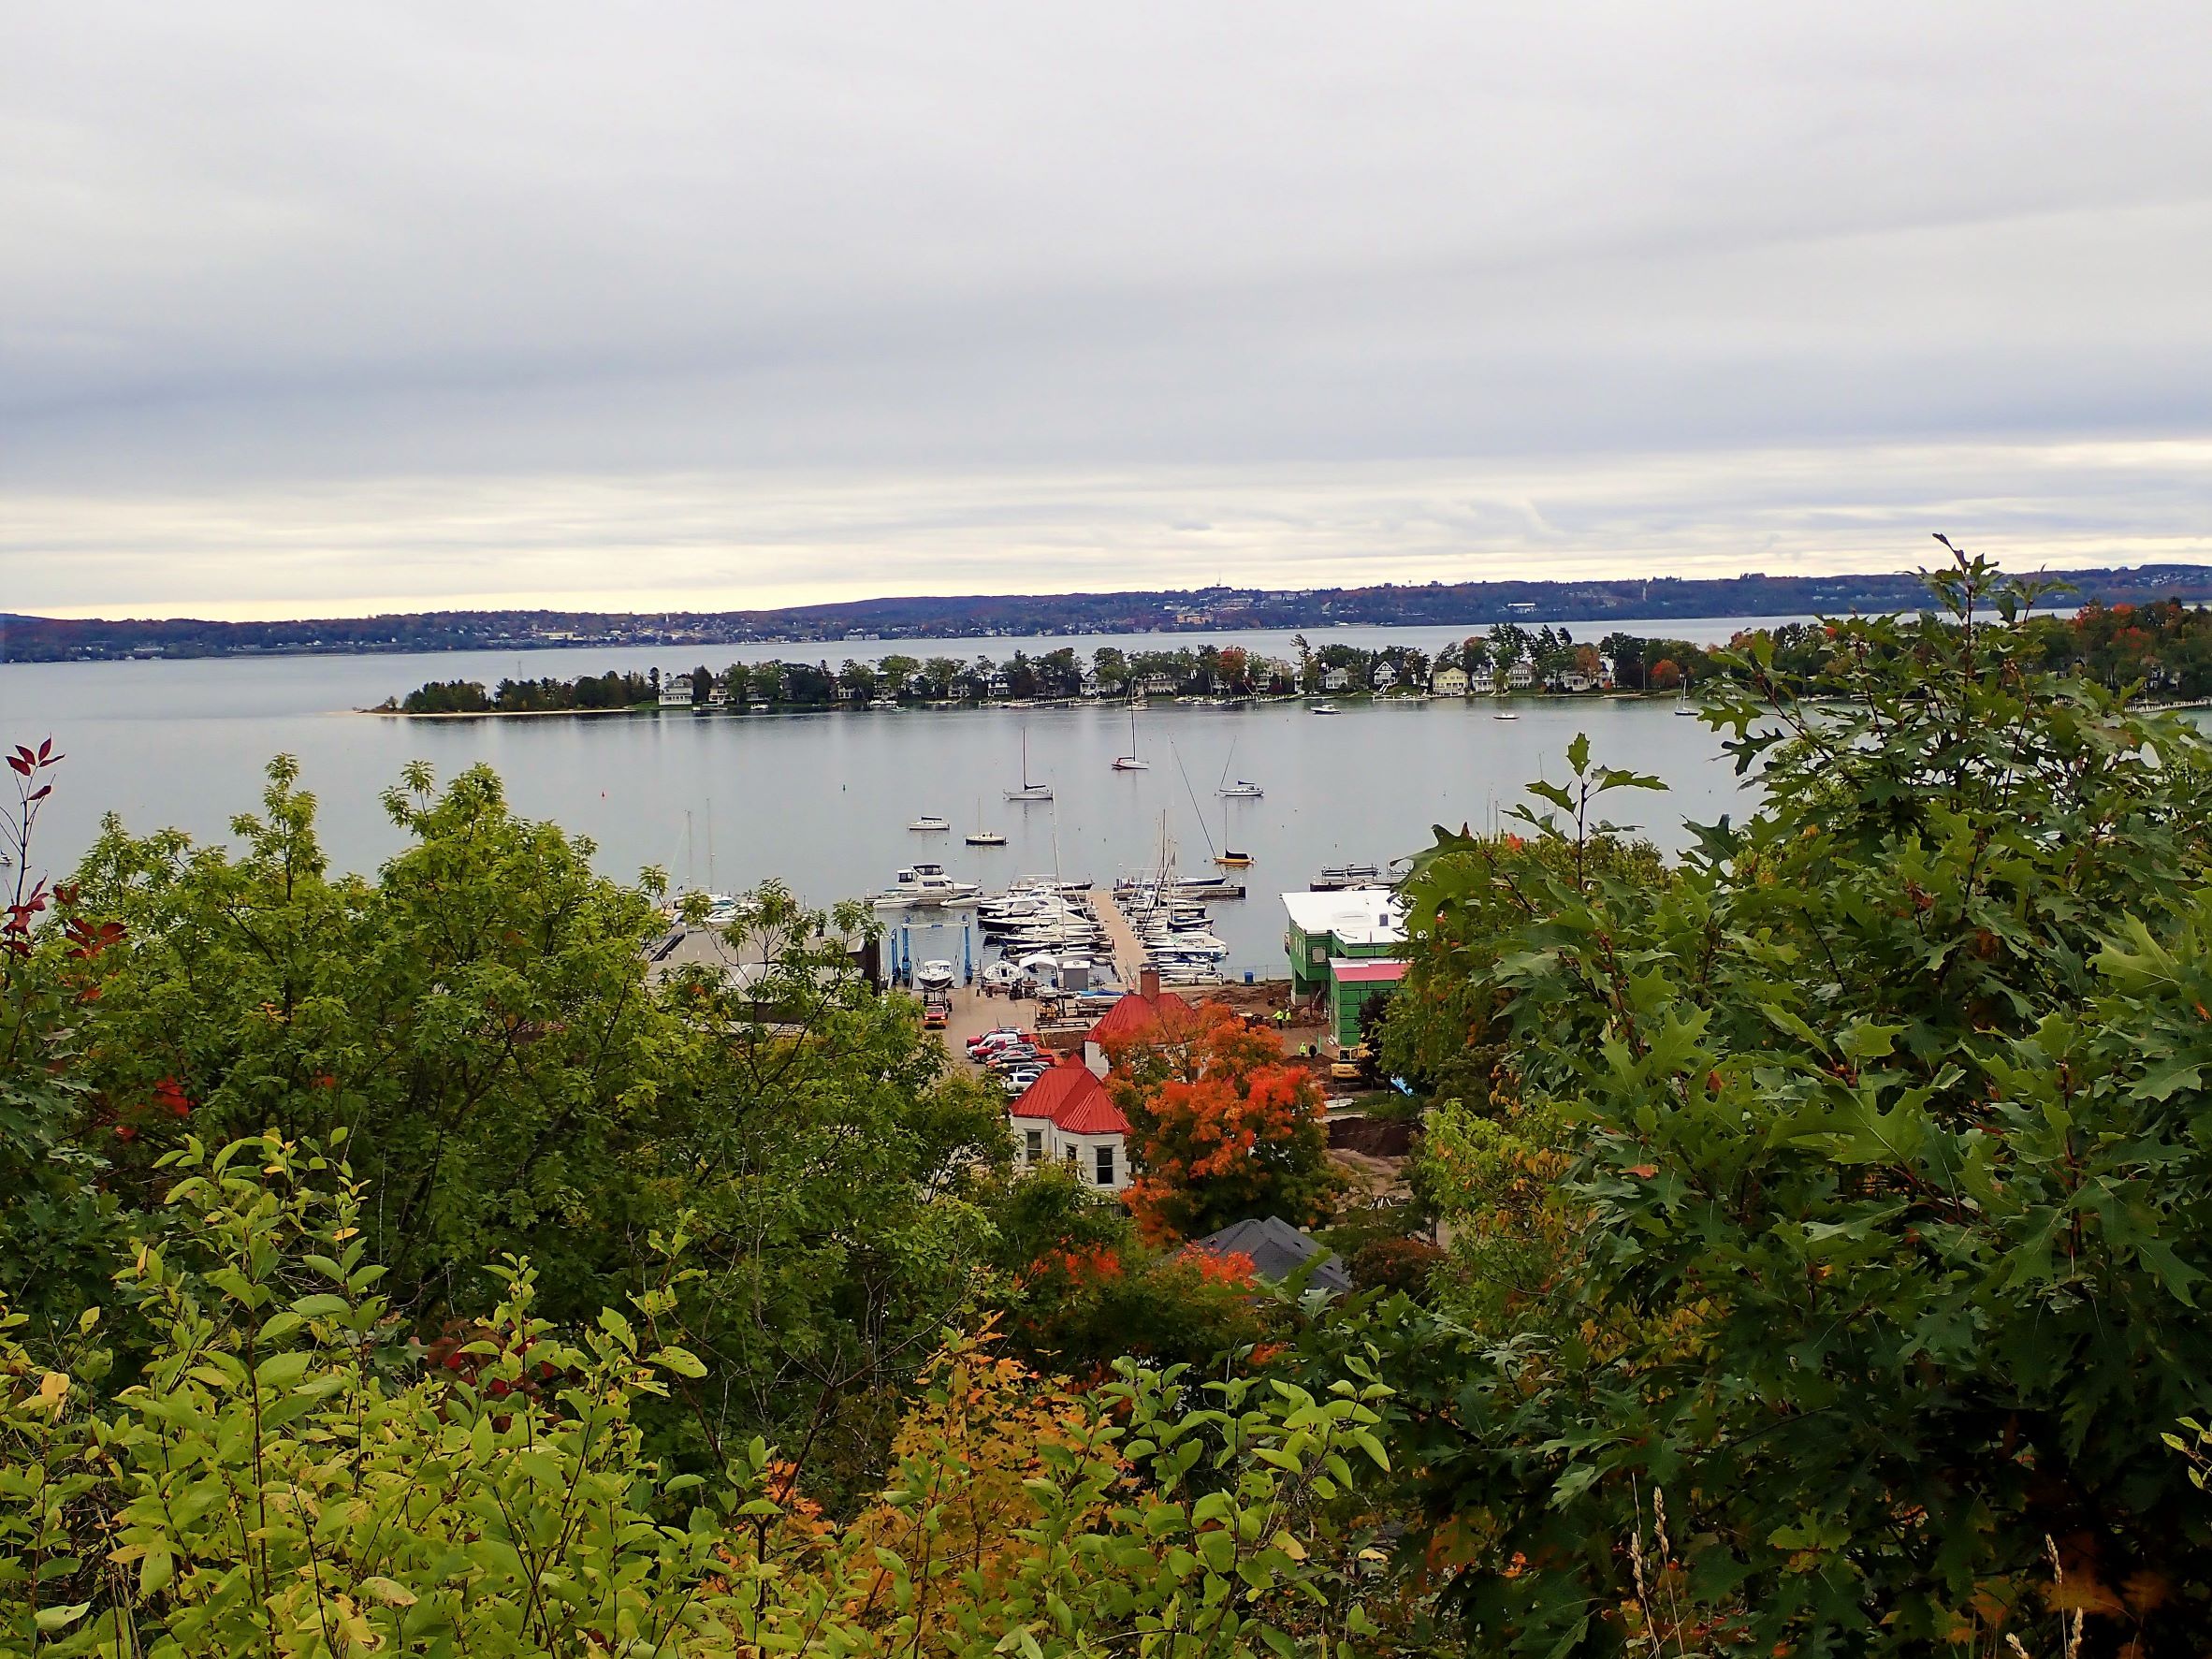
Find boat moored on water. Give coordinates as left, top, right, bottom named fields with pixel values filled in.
left=1217, top=780, right=1264, bottom=798
left=908, top=814, right=952, bottom=832
left=1310, top=703, right=1341, bottom=715
left=873, top=863, right=982, bottom=909
left=1005, top=729, right=1055, bottom=800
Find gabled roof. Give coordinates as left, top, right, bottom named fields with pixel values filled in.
left=1187, top=1215, right=1351, bottom=1293
left=1011, top=1053, right=1129, bottom=1136
left=1086, top=987, right=1201, bottom=1047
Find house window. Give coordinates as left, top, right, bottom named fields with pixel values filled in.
left=1025, top=1128, right=1043, bottom=1163
left=1065, top=1145, right=1078, bottom=1167
left=1094, top=1145, right=1115, bottom=1186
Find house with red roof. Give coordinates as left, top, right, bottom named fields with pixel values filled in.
left=1081, top=966, right=1201, bottom=1075
left=1008, top=1049, right=1132, bottom=1191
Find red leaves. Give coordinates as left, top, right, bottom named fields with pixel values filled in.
left=8, top=740, right=62, bottom=776
left=153, top=1076, right=193, bottom=1118
left=1626, top=1164, right=1658, bottom=1179
left=64, top=916, right=127, bottom=960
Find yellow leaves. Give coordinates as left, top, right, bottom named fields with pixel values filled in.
left=36, top=1369, right=70, bottom=1410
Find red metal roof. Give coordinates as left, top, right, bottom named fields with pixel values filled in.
left=1052, top=1085, right=1131, bottom=1137
left=1010, top=1053, right=1129, bottom=1136
left=1086, top=987, right=1201, bottom=1046
left=1331, top=959, right=1408, bottom=984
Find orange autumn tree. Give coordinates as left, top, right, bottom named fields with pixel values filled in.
left=1105, top=1001, right=1335, bottom=1241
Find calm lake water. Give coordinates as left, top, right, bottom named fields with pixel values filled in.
left=1, top=619, right=1787, bottom=980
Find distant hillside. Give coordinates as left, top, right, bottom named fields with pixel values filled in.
left=7, top=563, right=2212, bottom=662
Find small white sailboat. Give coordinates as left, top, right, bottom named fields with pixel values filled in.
left=1005, top=728, right=1053, bottom=801
left=1113, top=705, right=1149, bottom=770
left=1673, top=678, right=1698, bottom=716
left=966, top=797, right=1007, bottom=846
left=1217, top=779, right=1263, bottom=798
left=908, top=813, right=952, bottom=832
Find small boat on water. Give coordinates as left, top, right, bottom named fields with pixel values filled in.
left=1215, top=849, right=1253, bottom=867
left=873, top=863, right=982, bottom=909
left=908, top=814, right=952, bottom=832
left=965, top=796, right=1007, bottom=845
left=1310, top=703, right=1341, bottom=716
left=1005, top=729, right=1054, bottom=800
left=1492, top=709, right=1520, bottom=720
left=1217, top=780, right=1263, bottom=798
left=1674, top=681, right=1698, bottom=716
left=1312, top=863, right=1382, bottom=891
left=1113, top=706, right=1149, bottom=770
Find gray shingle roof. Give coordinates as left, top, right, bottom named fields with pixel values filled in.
left=1188, top=1215, right=1351, bottom=1294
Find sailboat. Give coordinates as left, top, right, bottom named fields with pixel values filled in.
left=1215, top=795, right=1252, bottom=867
left=1112, top=705, right=1149, bottom=770
left=1673, top=676, right=1698, bottom=716
left=1214, top=740, right=1261, bottom=798
left=966, top=795, right=1007, bottom=846
left=1004, top=727, right=1053, bottom=800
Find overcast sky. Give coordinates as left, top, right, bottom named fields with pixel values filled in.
left=4, top=2, right=2209, bottom=618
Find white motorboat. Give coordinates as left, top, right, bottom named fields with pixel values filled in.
left=915, top=959, right=956, bottom=990
left=1492, top=709, right=1520, bottom=720
left=908, top=814, right=952, bottom=832
left=966, top=829, right=1008, bottom=846
left=1310, top=703, right=1341, bottom=715
left=873, top=863, right=982, bottom=909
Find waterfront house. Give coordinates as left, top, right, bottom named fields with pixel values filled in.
left=1009, top=1050, right=1132, bottom=1190
left=1371, top=662, right=1398, bottom=691
left=1079, top=669, right=1104, bottom=698
left=659, top=676, right=694, bottom=707
left=985, top=670, right=1011, bottom=698
left=706, top=683, right=729, bottom=707
left=1506, top=658, right=1535, bottom=690
left=1557, top=667, right=1594, bottom=692
left=1139, top=672, right=1179, bottom=698
left=1282, top=888, right=1408, bottom=1048
left=1431, top=664, right=1469, bottom=696
left=1319, top=665, right=1352, bottom=692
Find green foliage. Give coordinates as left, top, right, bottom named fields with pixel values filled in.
left=37, top=760, right=1007, bottom=1497
left=1, top=1134, right=1425, bottom=1657
left=1374, top=546, right=2212, bottom=1651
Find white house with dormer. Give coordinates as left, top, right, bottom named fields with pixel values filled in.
left=1432, top=665, right=1469, bottom=696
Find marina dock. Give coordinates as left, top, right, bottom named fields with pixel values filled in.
left=1091, top=890, right=1147, bottom=982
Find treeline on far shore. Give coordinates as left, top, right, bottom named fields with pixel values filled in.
left=385, top=598, right=2212, bottom=715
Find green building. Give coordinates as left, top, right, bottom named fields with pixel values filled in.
left=1282, top=889, right=1408, bottom=1048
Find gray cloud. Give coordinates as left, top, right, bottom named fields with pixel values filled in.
left=2, top=1, right=2208, bottom=613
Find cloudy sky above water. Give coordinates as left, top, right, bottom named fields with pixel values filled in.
left=4, top=4, right=2209, bottom=618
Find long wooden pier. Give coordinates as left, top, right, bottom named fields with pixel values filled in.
left=1090, top=891, right=1147, bottom=983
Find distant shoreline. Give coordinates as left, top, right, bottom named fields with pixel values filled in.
left=360, top=690, right=1687, bottom=719
left=12, top=561, right=2207, bottom=663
